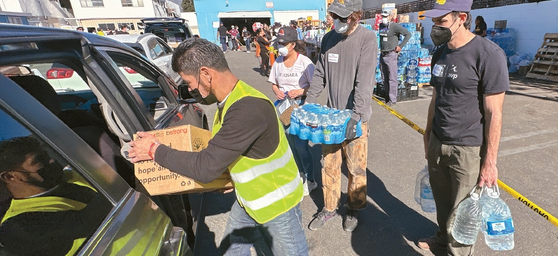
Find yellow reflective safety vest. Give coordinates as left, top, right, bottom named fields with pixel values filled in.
left=213, top=80, right=303, bottom=224
left=1, top=171, right=95, bottom=256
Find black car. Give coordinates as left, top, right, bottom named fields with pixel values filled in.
left=0, top=24, right=207, bottom=255
left=142, top=17, right=193, bottom=48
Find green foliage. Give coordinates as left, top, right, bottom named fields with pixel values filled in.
left=182, top=0, right=195, bottom=12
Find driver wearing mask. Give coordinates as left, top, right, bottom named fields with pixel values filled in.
left=0, top=136, right=109, bottom=256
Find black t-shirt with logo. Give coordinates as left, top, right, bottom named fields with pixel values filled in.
left=218, top=26, right=228, bottom=37
left=431, top=36, right=509, bottom=146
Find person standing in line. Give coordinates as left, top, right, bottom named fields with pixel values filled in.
left=305, top=0, right=378, bottom=232
left=268, top=27, right=318, bottom=196
left=217, top=22, right=229, bottom=52
left=379, top=9, right=411, bottom=106
left=325, top=15, right=334, bottom=32
left=256, top=28, right=271, bottom=77
left=418, top=0, right=509, bottom=255
left=229, top=25, right=240, bottom=51
left=76, top=27, right=84, bottom=32
left=242, top=27, right=252, bottom=53
left=115, top=24, right=129, bottom=34
left=474, top=16, right=487, bottom=37
left=129, top=38, right=308, bottom=256
left=96, top=27, right=105, bottom=36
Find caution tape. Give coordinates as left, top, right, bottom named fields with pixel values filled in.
left=373, top=95, right=558, bottom=228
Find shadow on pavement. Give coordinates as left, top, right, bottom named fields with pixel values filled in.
left=350, top=171, right=444, bottom=256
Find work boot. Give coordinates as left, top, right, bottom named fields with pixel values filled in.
left=343, top=209, right=359, bottom=232
left=308, top=209, right=337, bottom=231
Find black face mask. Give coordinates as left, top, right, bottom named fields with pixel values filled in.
left=188, top=88, right=218, bottom=105
left=17, top=161, right=64, bottom=189
left=430, top=25, right=452, bottom=46
left=430, top=18, right=460, bottom=46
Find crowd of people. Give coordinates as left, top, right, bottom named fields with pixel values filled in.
left=1, top=0, right=509, bottom=255
left=128, top=0, right=509, bottom=254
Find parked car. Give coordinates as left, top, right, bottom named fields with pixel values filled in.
left=0, top=24, right=208, bottom=255
left=106, top=33, right=181, bottom=84
left=142, top=18, right=193, bottom=48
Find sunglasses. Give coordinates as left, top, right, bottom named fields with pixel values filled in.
left=331, top=13, right=349, bottom=23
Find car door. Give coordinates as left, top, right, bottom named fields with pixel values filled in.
left=0, top=74, right=192, bottom=255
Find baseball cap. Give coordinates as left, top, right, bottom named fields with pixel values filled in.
left=423, top=0, right=473, bottom=18
left=381, top=10, right=391, bottom=17
left=328, top=0, right=363, bottom=18
left=276, top=27, right=298, bottom=43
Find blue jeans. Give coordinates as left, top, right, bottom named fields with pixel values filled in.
left=286, top=134, right=315, bottom=182
left=220, top=36, right=227, bottom=51
left=244, top=37, right=251, bottom=51
left=220, top=201, right=309, bottom=256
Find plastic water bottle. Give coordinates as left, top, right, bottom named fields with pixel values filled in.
left=299, top=110, right=310, bottom=140
left=414, top=166, right=428, bottom=205
left=322, top=114, right=332, bottom=144
left=420, top=174, right=436, bottom=212
left=480, top=186, right=515, bottom=250
left=452, top=188, right=482, bottom=245
left=308, top=113, right=320, bottom=143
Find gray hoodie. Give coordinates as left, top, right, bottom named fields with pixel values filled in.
left=306, top=25, right=378, bottom=122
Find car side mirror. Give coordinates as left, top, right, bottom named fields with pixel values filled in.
left=178, top=84, right=197, bottom=103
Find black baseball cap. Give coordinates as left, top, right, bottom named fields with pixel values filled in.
left=327, top=0, right=363, bottom=18
left=423, top=0, right=473, bottom=18
left=277, top=27, right=298, bottom=43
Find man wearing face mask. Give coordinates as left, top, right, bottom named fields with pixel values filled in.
left=129, top=38, right=308, bottom=255
left=379, top=9, right=411, bottom=106
left=305, top=0, right=378, bottom=232
left=0, top=136, right=109, bottom=255
left=419, top=0, right=509, bottom=254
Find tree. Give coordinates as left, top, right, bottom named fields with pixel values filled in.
left=182, top=0, right=195, bottom=12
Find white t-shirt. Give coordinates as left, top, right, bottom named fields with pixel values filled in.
left=268, top=54, right=315, bottom=93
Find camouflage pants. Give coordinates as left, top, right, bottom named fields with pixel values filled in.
left=321, top=122, right=368, bottom=212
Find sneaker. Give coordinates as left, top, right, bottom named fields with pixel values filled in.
left=246, top=51, right=251, bottom=53
left=343, top=209, right=359, bottom=232
left=308, top=209, right=337, bottom=231
left=417, top=237, right=447, bottom=250
left=307, top=180, right=318, bottom=193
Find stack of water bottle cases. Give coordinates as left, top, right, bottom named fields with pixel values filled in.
left=373, top=23, right=432, bottom=101
left=289, top=103, right=362, bottom=144
left=415, top=166, right=515, bottom=251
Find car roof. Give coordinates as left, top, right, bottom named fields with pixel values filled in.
left=106, top=33, right=157, bottom=44
left=142, top=17, right=185, bottom=24
left=0, top=24, right=145, bottom=61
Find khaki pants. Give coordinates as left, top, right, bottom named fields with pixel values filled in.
left=427, top=132, right=481, bottom=256
left=321, top=122, right=368, bottom=212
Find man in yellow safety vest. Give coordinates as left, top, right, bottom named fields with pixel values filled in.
left=129, top=38, right=309, bottom=255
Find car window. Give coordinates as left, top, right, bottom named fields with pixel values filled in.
left=105, top=51, right=176, bottom=120
left=147, top=38, right=171, bottom=60
left=0, top=107, right=112, bottom=255
left=28, top=63, right=90, bottom=92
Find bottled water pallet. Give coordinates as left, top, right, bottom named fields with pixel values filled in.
left=526, top=33, right=558, bottom=82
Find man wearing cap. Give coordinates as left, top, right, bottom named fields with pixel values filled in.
left=305, top=0, right=377, bottom=232
left=420, top=0, right=509, bottom=254
left=379, top=9, right=411, bottom=106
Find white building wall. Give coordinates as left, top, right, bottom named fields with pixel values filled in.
left=181, top=12, right=199, bottom=35
left=408, top=0, right=558, bottom=57
left=69, top=0, right=157, bottom=19
left=0, top=0, right=24, bottom=12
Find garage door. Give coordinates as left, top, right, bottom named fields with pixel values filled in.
left=273, top=10, right=320, bottom=26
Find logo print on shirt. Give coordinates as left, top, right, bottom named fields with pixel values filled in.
left=448, top=65, right=458, bottom=80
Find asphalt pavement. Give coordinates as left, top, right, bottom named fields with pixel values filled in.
left=189, top=49, right=558, bottom=256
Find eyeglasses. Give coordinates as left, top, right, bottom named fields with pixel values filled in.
left=330, top=13, right=348, bottom=23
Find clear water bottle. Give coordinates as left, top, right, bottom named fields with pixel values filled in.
left=308, top=113, right=320, bottom=143
left=452, top=187, right=482, bottom=245
left=331, top=113, right=342, bottom=143
left=322, top=114, right=332, bottom=144
left=420, top=174, right=436, bottom=212
left=299, top=110, right=310, bottom=140
left=290, top=108, right=300, bottom=135
left=480, top=186, right=515, bottom=250
left=414, top=166, right=428, bottom=205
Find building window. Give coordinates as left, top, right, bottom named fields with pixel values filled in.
left=121, top=0, right=144, bottom=7
left=98, top=23, right=116, bottom=31
left=117, top=23, right=136, bottom=30
left=8, top=17, right=23, bottom=24
left=80, top=0, right=104, bottom=7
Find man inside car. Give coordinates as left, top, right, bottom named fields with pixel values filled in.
left=0, top=136, right=109, bottom=255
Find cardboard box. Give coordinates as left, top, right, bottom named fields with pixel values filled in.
left=134, top=125, right=233, bottom=195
